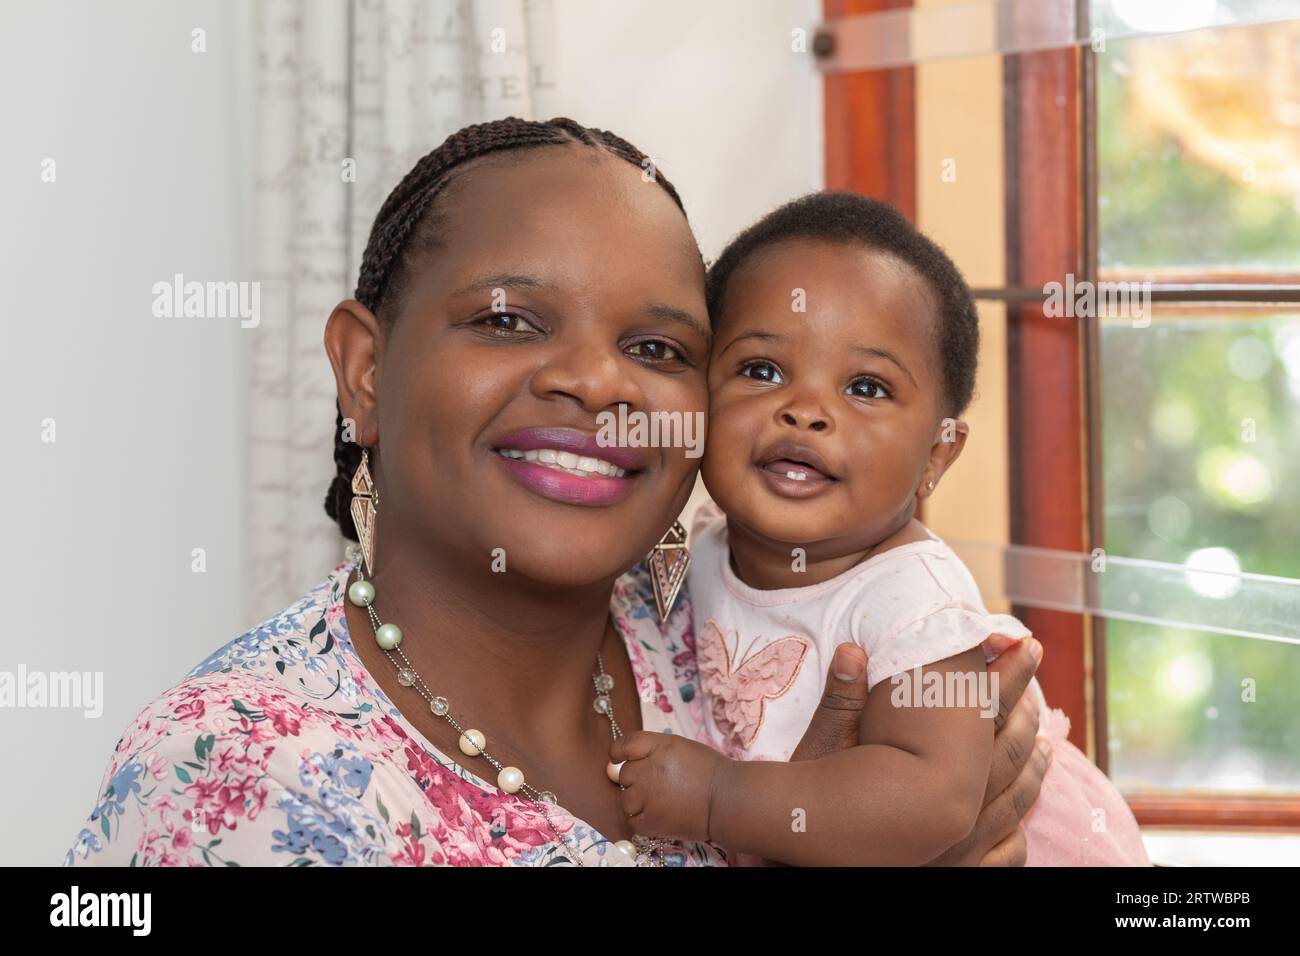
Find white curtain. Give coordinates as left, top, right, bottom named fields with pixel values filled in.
left=245, top=0, right=557, bottom=621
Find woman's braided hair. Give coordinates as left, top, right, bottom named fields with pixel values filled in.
left=325, top=116, right=694, bottom=540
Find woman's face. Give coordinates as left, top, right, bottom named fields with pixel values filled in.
left=371, top=147, right=709, bottom=587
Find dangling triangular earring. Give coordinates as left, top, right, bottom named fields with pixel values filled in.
left=648, top=520, right=689, bottom=624
left=350, top=449, right=378, bottom=574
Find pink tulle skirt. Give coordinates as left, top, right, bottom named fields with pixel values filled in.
left=1022, top=680, right=1150, bottom=866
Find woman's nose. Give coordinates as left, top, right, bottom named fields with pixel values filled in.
left=530, top=337, right=642, bottom=413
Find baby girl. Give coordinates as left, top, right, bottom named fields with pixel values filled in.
left=610, top=192, right=1150, bottom=866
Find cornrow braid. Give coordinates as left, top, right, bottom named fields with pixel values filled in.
left=325, top=116, right=693, bottom=541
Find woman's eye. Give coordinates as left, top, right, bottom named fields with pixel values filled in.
left=848, top=378, right=890, bottom=400
left=477, top=312, right=542, bottom=335
left=626, top=340, right=684, bottom=362
left=740, top=361, right=783, bottom=384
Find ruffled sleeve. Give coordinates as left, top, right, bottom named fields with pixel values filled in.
left=843, top=545, right=1031, bottom=691
left=859, top=607, right=1031, bottom=691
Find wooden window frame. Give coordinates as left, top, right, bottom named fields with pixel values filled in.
left=822, top=0, right=1300, bottom=831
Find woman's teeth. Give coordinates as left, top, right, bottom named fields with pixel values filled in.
left=786, top=470, right=808, bottom=481
left=497, top=447, right=628, bottom=478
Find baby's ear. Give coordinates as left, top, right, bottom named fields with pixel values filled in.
left=919, top=416, right=969, bottom=498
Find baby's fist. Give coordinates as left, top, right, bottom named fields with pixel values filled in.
left=609, top=731, right=726, bottom=843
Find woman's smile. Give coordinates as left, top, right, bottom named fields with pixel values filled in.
left=491, top=425, right=647, bottom=507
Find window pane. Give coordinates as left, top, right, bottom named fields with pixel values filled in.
left=1101, top=313, right=1300, bottom=793
left=1098, top=21, right=1300, bottom=273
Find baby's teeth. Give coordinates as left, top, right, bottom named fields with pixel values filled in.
left=538, top=449, right=558, bottom=464
left=556, top=451, right=580, bottom=469
left=786, top=470, right=807, bottom=481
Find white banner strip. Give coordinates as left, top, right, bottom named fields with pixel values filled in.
left=950, top=540, right=1300, bottom=646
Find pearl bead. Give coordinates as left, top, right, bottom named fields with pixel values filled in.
left=347, top=580, right=375, bottom=607
left=606, top=760, right=624, bottom=784
left=375, top=622, right=402, bottom=650
left=497, top=766, right=524, bottom=793
left=459, top=729, right=485, bottom=756
left=614, top=839, right=637, bottom=858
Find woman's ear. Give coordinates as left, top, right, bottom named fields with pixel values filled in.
left=918, top=416, right=969, bottom=500
left=324, top=299, right=384, bottom=448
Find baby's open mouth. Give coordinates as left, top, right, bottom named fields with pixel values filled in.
left=760, top=458, right=834, bottom=483
left=754, top=440, right=839, bottom=484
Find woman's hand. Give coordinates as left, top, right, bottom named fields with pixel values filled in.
left=789, top=637, right=1051, bottom=866
left=924, top=635, right=1051, bottom=865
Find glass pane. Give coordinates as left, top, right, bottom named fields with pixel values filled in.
left=1098, top=20, right=1300, bottom=273
left=1101, top=313, right=1300, bottom=793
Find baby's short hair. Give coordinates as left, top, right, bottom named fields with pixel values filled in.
left=705, top=191, right=979, bottom=417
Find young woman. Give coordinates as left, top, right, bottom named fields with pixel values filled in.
left=65, top=117, right=1049, bottom=866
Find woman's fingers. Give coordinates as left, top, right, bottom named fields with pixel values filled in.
left=984, top=689, right=1040, bottom=803
left=988, top=636, right=1042, bottom=730
left=927, top=733, right=1051, bottom=866
left=978, top=827, right=1028, bottom=867
left=976, top=736, right=1052, bottom=860
left=789, top=644, right=869, bottom=762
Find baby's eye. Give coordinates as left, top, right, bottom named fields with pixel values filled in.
left=847, top=377, right=890, bottom=400
left=740, top=360, right=784, bottom=384
left=626, top=339, right=684, bottom=363
left=477, top=312, right=542, bottom=335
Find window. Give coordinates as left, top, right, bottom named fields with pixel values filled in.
left=818, top=0, right=1300, bottom=828
left=1098, top=19, right=1300, bottom=797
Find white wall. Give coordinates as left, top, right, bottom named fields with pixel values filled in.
left=0, top=0, right=821, bottom=865
left=544, top=0, right=824, bottom=262
left=0, top=0, right=254, bottom=865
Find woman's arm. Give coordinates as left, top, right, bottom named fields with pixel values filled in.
left=614, top=647, right=993, bottom=866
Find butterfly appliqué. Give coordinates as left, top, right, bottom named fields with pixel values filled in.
left=697, top=619, right=808, bottom=755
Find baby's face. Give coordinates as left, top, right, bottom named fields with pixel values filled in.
left=703, top=238, right=948, bottom=553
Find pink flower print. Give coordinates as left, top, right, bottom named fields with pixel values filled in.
left=697, top=620, right=809, bottom=754
left=264, top=703, right=303, bottom=738
left=393, top=821, right=428, bottom=867
left=173, top=698, right=205, bottom=723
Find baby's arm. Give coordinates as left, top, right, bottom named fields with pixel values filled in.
left=610, top=646, right=994, bottom=866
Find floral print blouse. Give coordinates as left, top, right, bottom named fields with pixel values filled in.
left=63, top=560, right=729, bottom=867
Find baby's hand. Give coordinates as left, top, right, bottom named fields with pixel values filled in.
left=609, top=730, right=726, bottom=843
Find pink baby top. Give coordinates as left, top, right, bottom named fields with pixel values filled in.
left=63, top=559, right=729, bottom=867
left=689, top=503, right=1151, bottom=866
